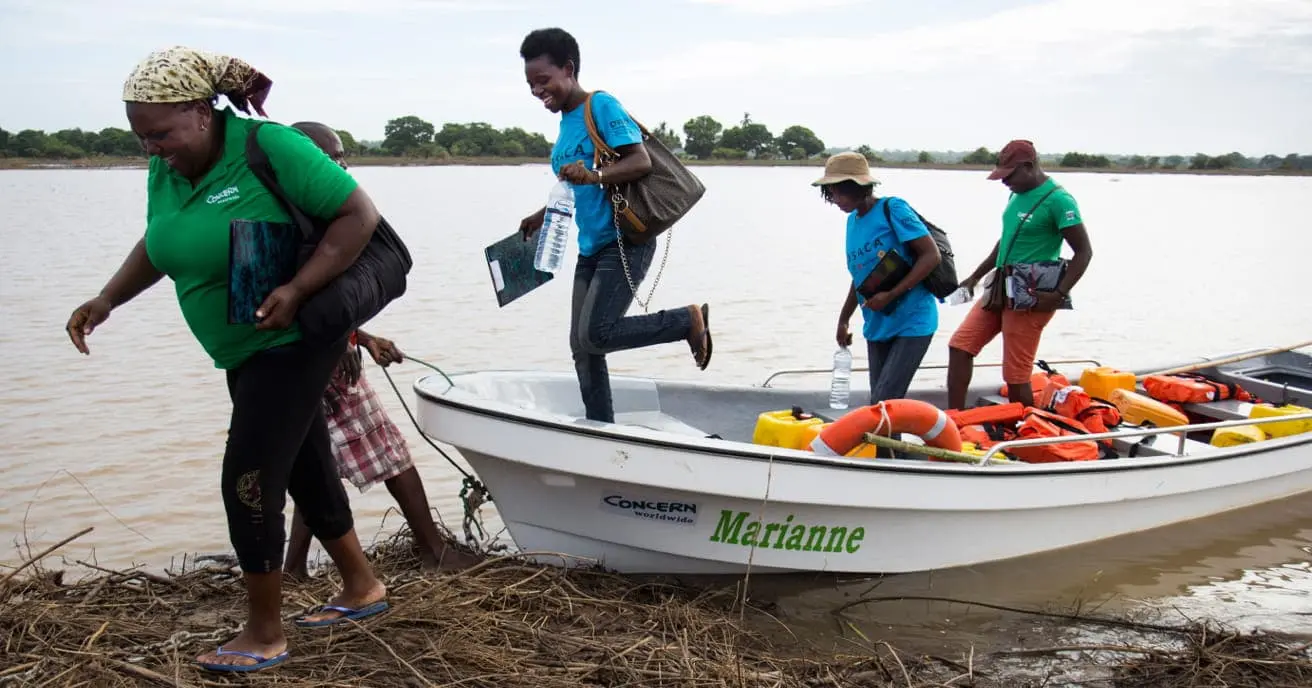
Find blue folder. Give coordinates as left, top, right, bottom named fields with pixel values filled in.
left=228, top=219, right=300, bottom=324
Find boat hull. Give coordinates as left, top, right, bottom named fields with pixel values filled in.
left=417, top=373, right=1312, bottom=575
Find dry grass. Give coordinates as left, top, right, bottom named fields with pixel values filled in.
left=2, top=529, right=1309, bottom=687
left=1109, top=625, right=1312, bottom=688
left=0, top=532, right=971, bottom=687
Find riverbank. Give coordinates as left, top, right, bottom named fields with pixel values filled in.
left=3, top=155, right=1310, bottom=177
left=2, top=528, right=1309, bottom=687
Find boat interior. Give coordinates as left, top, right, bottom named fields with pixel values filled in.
left=429, top=350, right=1312, bottom=463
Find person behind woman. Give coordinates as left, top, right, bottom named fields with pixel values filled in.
left=65, top=47, right=387, bottom=673
left=517, top=27, right=713, bottom=424
left=280, top=122, right=477, bottom=578
left=815, top=152, right=942, bottom=405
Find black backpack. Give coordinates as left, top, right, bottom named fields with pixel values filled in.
left=882, top=198, right=959, bottom=300
left=244, top=123, right=413, bottom=346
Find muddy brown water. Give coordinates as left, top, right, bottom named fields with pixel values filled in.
left=2, top=165, right=1309, bottom=650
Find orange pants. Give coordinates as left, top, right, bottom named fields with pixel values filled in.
left=948, top=299, right=1055, bottom=384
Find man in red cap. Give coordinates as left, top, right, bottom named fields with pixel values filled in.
left=946, top=139, right=1094, bottom=409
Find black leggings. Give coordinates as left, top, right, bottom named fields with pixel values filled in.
left=222, top=337, right=353, bottom=573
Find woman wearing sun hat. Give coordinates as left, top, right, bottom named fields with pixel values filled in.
left=814, top=151, right=942, bottom=405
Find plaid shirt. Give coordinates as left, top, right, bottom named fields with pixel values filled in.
left=322, top=358, right=413, bottom=492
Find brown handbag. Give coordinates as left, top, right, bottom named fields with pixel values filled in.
left=981, top=186, right=1059, bottom=312
left=982, top=269, right=1009, bottom=312
left=582, top=91, right=706, bottom=246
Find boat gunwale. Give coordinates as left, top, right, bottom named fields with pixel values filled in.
left=413, top=372, right=1312, bottom=478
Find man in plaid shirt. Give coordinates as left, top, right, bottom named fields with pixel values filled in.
left=283, top=123, right=477, bottom=577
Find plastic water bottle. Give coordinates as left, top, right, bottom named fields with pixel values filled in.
left=533, top=180, right=575, bottom=273
left=829, top=346, right=853, bottom=410
left=945, top=286, right=973, bottom=306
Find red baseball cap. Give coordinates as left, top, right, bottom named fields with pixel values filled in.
left=987, top=139, right=1038, bottom=180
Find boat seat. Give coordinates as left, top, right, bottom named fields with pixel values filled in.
left=1110, top=427, right=1215, bottom=457
left=1183, top=399, right=1250, bottom=422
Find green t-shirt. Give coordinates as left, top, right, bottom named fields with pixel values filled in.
left=995, top=178, right=1083, bottom=267
left=144, top=108, right=359, bottom=369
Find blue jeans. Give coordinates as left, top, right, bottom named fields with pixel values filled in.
left=867, top=335, right=934, bottom=405
left=570, top=240, right=693, bottom=423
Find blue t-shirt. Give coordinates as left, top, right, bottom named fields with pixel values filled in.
left=845, top=197, right=939, bottom=342
left=550, top=91, right=643, bottom=257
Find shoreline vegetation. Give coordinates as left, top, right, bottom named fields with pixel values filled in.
left=4, top=155, right=1312, bottom=177
left=4, top=114, right=1310, bottom=176
left=2, top=526, right=1310, bottom=686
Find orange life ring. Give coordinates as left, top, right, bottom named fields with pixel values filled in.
left=809, top=399, right=963, bottom=456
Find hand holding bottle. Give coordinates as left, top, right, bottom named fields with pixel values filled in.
left=835, top=320, right=853, bottom=349
left=519, top=207, right=546, bottom=242
left=944, top=285, right=974, bottom=306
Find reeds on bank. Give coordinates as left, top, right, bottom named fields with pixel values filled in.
left=1, top=527, right=1308, bottom=687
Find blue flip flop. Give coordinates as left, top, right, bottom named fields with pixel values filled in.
left=295, top=599, right=390, bottom=628
left=195, top=646, right=289, bottom=673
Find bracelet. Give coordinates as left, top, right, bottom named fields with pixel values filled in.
left=595, top=169, right=605, bottom=185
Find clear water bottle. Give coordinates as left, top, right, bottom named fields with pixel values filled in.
left=829, top=346, right=853, bottom=410
left=533, top=180, right=575, bottom=273
left=945, top=286, right=973, bottom=306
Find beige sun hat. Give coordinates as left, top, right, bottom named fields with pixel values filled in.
left=811, top=151, right=878, bottom=187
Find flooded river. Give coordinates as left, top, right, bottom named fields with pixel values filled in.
left=1, top=163, right=1309, bottom=645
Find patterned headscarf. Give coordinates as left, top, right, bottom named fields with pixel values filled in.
left=121, top=46, right=273, bottom=117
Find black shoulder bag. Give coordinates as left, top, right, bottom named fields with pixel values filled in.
left=244, top=123, right=413, bottom=346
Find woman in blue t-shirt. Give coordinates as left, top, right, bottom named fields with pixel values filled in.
left=517, top=28, right=713, bottom=424
left=814, top=152, right=941, bottom=404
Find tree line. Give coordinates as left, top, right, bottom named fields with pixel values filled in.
left=2, top=116, right=1309, bottom=172
left=0, top=117, right=554, bottom=161
left=955, top=147, right=1312, bottom=172
left=671, top=113, right=827, bottom=160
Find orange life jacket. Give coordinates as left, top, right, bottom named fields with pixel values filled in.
left=1142, top=373, right=1253, bottom=405
left=947, top=402, right=1026, bottom=428
left=1037, top=376, right=1073, bottom=410
left=1009, top=408, right=1100, bottom=464
left=1044, top=385, right=1122, bottom=442
left=959, top=423, right=1017, bottom=450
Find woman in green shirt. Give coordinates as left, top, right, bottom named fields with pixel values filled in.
left=65, top=47, right=387, bottom=673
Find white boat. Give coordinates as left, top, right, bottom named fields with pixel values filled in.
left=413, top=349, right=1312, bottom=575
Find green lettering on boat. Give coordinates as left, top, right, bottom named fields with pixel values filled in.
left=709, top=510, right=747, bottom=544
left=773, top=515, right=795, bottom=549
left=784, top=525, right=806, bottom=551
left=825, top=527, right=848, bottom=553
left=706, top=512, right=865, bottom=554
left=845, top=527, right=866, bottom=554
left=741, top=520, right=761, bottom=546
left=805, top=526, right=827, bottom=551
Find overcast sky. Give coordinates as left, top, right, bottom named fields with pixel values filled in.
left=2, top=0, right=1309, bottom=156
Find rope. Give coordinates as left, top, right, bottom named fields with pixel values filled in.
left=376, top=355, right=466, bottom=479
left=374, top=353, right=492, bottom=549
left=874, top=402, right=893, bottom=436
